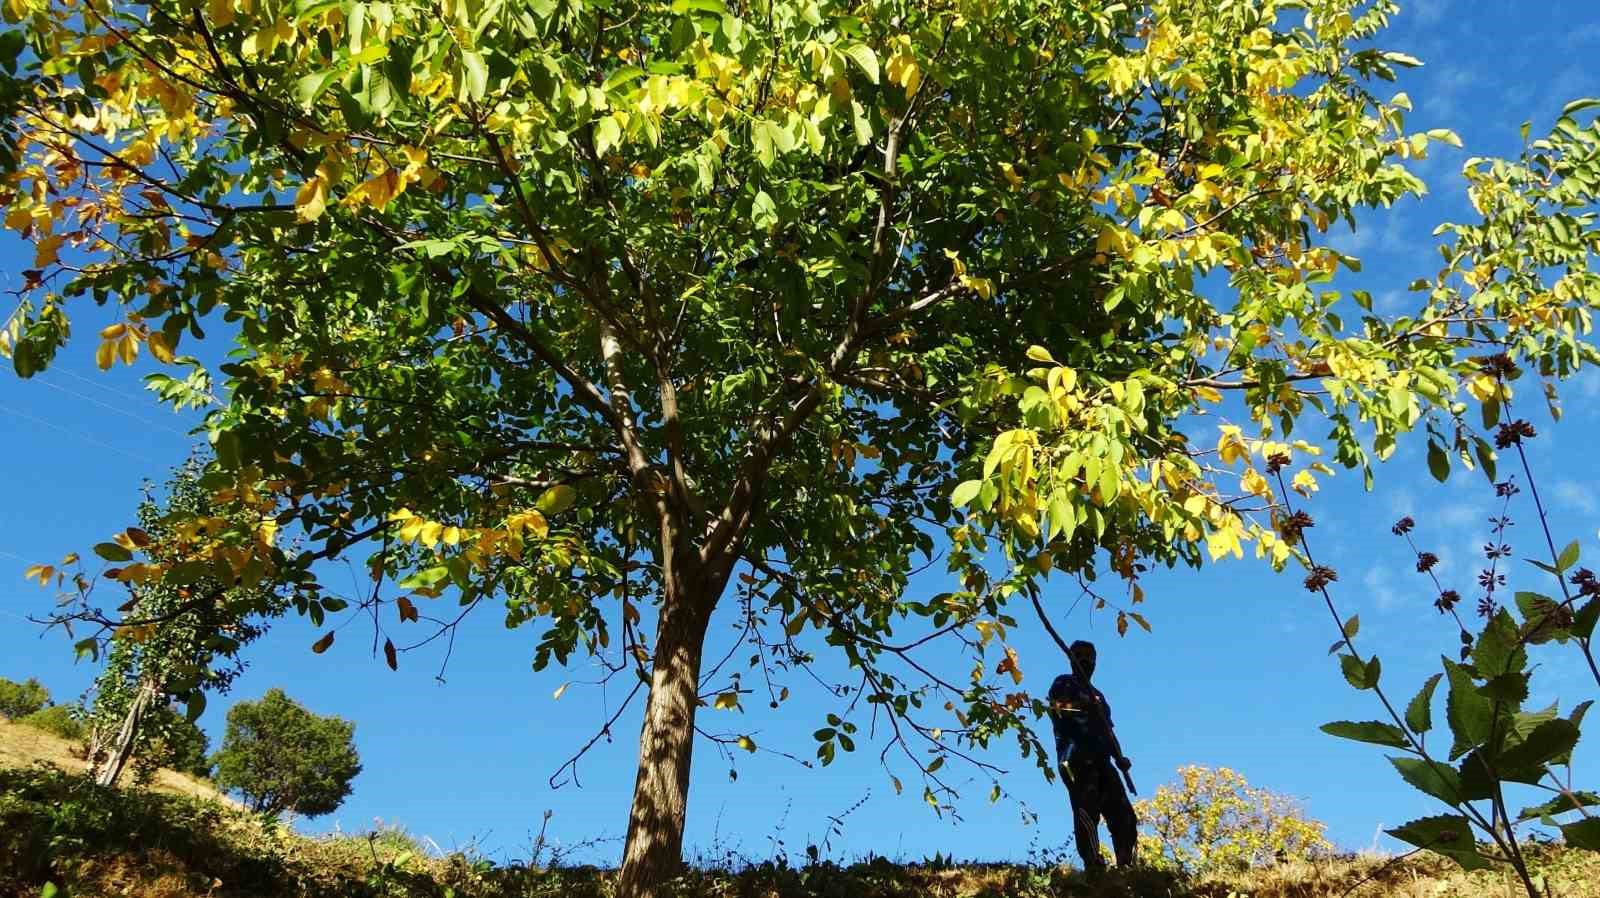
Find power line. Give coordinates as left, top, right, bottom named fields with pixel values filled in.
left=33, top=375, right=193, bottom=437
left=0, top=401, right=163, bottom=465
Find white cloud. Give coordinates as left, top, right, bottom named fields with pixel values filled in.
left=1363, top=564, right=1400, bottom=610
left=1408, top=0, right=1450, bottom=26
left=1553, top=481, right=1598, bottom=515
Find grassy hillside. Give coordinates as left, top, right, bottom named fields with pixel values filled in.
left=0, top=717, right=225, bottom=804
left=3, top=722, right=1598, bottom=897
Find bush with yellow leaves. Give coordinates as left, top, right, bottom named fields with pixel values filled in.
left=1135, top=765, right=1333, bottom=874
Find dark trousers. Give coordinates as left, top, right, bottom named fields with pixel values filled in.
left=1064, top=755, right=1137, bottom=871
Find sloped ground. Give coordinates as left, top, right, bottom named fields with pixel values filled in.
left=3, top=726, right=1598, bottom=898
left=0, top=716, right=226, bottom=804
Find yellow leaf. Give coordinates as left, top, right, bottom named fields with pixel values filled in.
left=295, top=176, right=328, bottom=222
left=398, top=517, right=426, bottom=543
left=346, top=167, right=403, bottom=211
left=1292, top=470, right=1319, bottom=497
left=442, top=525, right=461, bottom=546
left=147, top=330, right=175, bottom=364
left=100, top=322, right=127, bottom=339
left=117, top=332, right=139, bottom=365
left=93, top=339, right=115, bottom=370
left=22, top=564, right=52, bottom=586
left=713, top=692, right=740, bottom=710
left=1192, top=384, right=1222, bottom=403
left=34, top=233, right=63, bottom=267
left=208, top=0, right=236, bottom=27
left=1240, top=468, right=1272, bottom=498
left=552, top=682, right=571, bottom=700
left=737, top=735, right=756, bottom=752
left=419, top=520, right=443, bottom=547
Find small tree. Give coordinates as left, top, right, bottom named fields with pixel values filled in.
left=1136, top=765, right=1333, bottom=874
left=212, top=688, right=362, bottom=818
left=0, top=676, right=50, bottom=719
left=71, top=456, right=285, bottom=787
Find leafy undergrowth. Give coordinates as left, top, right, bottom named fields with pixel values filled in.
left=3, top=765, right=1599, bottom=898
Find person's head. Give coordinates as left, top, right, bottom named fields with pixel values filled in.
left=1069, top=640, right=1097, bottom=680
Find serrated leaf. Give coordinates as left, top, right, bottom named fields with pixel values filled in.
left=1321, top=720, right=1408, bottom=748
left=1519, top=791, right=1600, bottom=821
left=1445, top=659, right=1493, bottom=761
left=1499, top=719, right=1579, bottom=772
left=1561, top=817, right=1600, bottom=850
left=1472, top=608, right=1525, bottom=676
left=1340, top=653, right=1379, bottom=690
left=1390, top=757, right=1462, bottom=804
left=1386, top=815, right=1491, bottom=870
left=1406, top=673, right=1441, bottom=734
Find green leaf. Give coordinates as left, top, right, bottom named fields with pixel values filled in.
left=397, top=566, right=450, bottom=589
left=1557, top=701, right=1593, bottom=765
left=1574, top=599, right=1600, bottom=639
left=1475, top=672, right=1528, bottom=706
left=951, top=479, right=983, bottom=509
left=1320, top=720, right=1408, bottom=748
left=1519, top=791, right=1600, bottom=821
left=1340, top=653, right=1380, bottom=690
left=841, top=44, right=879, bottom=84
left=1471, top=609, right=1525, bottom=676
left=537, top=484, right=576, bottom=516
left=460, top=49, right=488, bottom=101
left=1561, top=817, right=1600, bottom=851
left=93, top=542, right=132, bottom=562
left=1389, top=757, right=1462, bottom=804
left=751, top=190, right=778, bottom=230
left=1444, top=659, right=1493, bottom=761
left=296, top=69, right=340, bottom=110
left=1558, top=539, right=1580, bottom=573
left=1343, top=614, right=1360, bottom=639
left=1560, top=97, right=1600, bottom=117
left=1386, top=815, right=1491, bottom=870
left=1406, top=673, right=1442, bottom=734
left=1426, top=440, right=1449, bottom=482
left=1499, top=719, right=1580, bottom=773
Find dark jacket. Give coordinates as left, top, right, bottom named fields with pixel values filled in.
left=1047, top=673, right=1115, bottom=765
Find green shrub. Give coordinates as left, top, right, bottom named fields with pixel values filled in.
left=17, top=705, right=85, bottom=742
left=0, top=676, right=51, bottom=719
left=212, top=688, right=361, bottom=818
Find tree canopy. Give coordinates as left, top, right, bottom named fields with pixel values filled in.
left=212, top=687, right=362, bottom=817
left=4, top=0, right=1599, bottom=893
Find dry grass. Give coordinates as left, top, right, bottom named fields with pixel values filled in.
left=0, top=715, right=228, bottom=803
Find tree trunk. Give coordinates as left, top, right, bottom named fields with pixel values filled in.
left=614, top=585, right=716, bottom=898
left=91, top=676, right=158, bottom=788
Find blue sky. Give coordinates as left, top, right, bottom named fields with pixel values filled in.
left=4, top=0, right=1600, bottom=868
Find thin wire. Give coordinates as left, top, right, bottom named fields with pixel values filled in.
left=0, top=402, right=162, bottom=465
left=52, top=366, right=160, bottom=405
left=33, top=375, right=192, bottom=436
